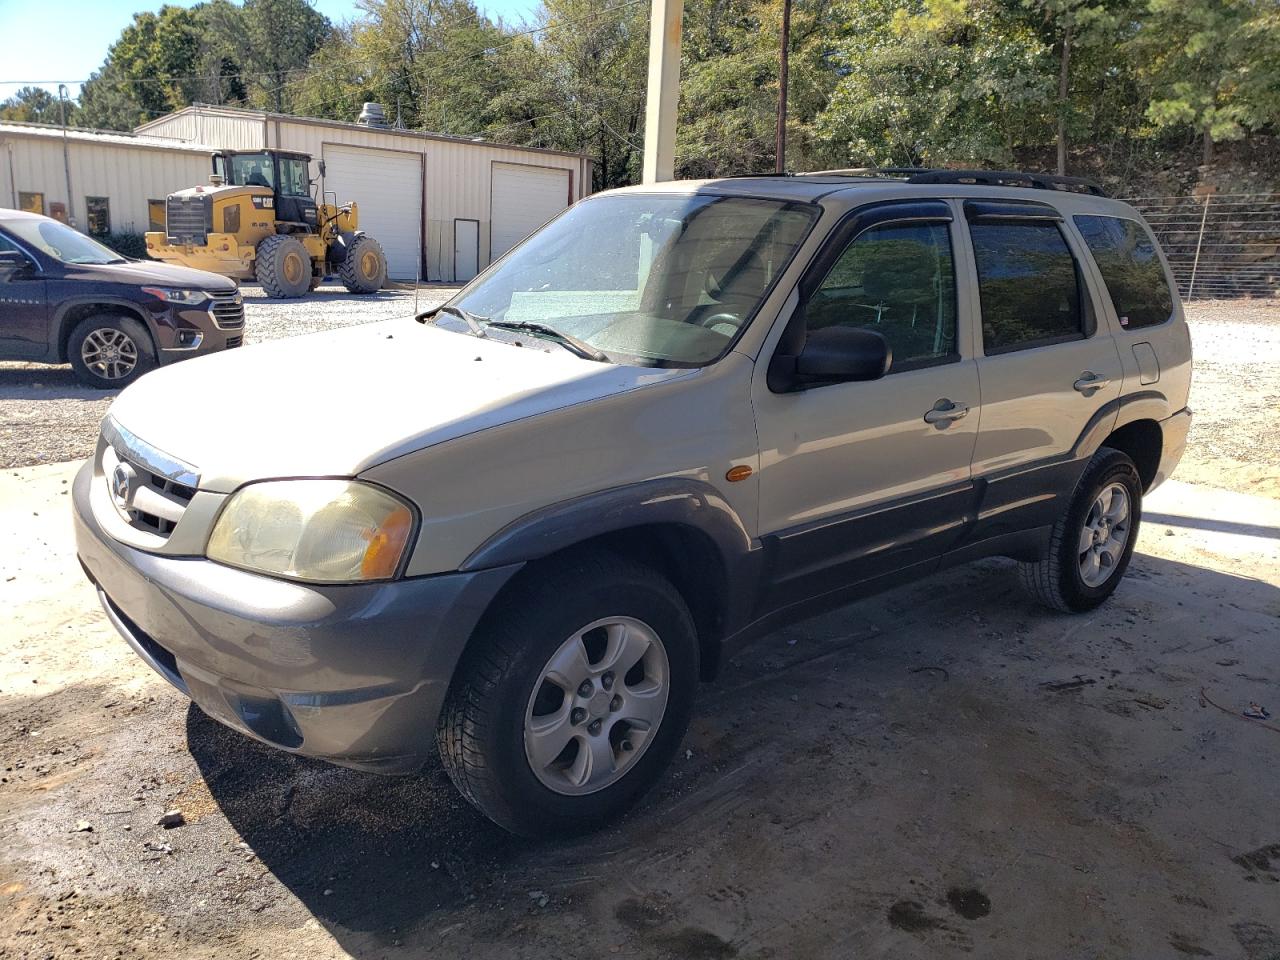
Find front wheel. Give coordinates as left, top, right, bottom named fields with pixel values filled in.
left=1020, top=446, right=1143, bottom=612
left=68, top=314, right=156, bottom=389
left=338, top=235, right=387, bottom=294
left=437, top=553, right=698, bottom=836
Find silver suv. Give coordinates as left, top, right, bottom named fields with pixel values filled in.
left=74, top=169, right=1192, bottom=836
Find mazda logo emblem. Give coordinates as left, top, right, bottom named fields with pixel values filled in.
left=110, top=461, right=136, bottom=510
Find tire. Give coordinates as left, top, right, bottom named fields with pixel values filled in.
left=1019, top=446, right=1143, bottom=613
left=338, top=235, right=387, bottom=294
left=68, top=314, right=156, bottom=389
left=255, top=234, right=312, bottom=298
left=437, top=552, right=699, bottom=836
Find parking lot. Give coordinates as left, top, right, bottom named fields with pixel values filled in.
left=2, top=295, right=1278, bottom=959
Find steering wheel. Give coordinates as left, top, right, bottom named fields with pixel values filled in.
left=695, top=311, right=741, bottom=333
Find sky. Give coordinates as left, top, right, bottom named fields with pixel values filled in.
left=0, top=0, right=542, bottom=100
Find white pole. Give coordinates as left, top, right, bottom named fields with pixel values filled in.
left=642, top=0, right=684, bottom=184
left=1187, top=194, right=1211, bottom=301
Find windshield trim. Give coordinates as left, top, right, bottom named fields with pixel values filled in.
left=441, top=192, right=823, bottom=370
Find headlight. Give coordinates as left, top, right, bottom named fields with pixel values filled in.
left=207, top=480, right=416, bottom=583
left=141, top=286, right=205, bottom=304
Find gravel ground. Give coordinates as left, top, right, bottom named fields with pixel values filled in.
left=0, top=284, right=455, bottom=469
left=1, top=293, right=1277, bottom=496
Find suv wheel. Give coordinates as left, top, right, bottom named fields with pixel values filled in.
left=1020, top=446, right=1143, bottom=612
left=255, top=235, right=311, bottom=298
left=438, top=552, right=698, bottom=836
left=68, top=314, right=156, bottom=389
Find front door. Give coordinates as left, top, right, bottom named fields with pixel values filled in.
left=0, top=234, right=47, bottom=359
left=960, top=200, right=1123, bottom=540
left=752, top=201, right=981, bottom=611
left=455, top=219, right=479, bottom=282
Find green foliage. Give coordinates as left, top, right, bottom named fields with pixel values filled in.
left=63, top=0, right=1280, bottom=181
left=98, top=232, right=151, bottom=260
left=0, top=87, right=77, bottom=125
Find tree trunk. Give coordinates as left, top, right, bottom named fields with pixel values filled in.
left=1056, top=22, right=1072, bottom=176
left=1202, top=125, right=1214, bottom=165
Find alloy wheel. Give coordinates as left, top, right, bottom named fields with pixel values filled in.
left=1078, top=482, right=1131, bottom=587
left=80, top=328, right=138, bottom=381
left=524, top=616, right=670, bottom=796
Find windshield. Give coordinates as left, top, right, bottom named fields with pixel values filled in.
left=450, top=193, right=816, bottom=366
left=2, top=218, right=124, bottom=265
left=226, top=152, right=275, bottom=189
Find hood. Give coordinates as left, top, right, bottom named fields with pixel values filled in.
left=106, top=318, right=691, bottom=493
left=71, top=258, right=239, bottom=291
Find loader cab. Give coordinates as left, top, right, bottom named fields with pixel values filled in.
left=213, top=150, right=319, bottom=232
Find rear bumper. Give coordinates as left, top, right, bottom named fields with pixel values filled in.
left=73, top=461, right=520, bottom=773
left=1152, top=407, right=1192, bottom=491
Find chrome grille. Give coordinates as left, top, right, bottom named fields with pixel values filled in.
left=208, top=289, right=244, bottom=329
left=166, top=195, right=211, bottom=245
left=100, top=418, right=199, bottom=541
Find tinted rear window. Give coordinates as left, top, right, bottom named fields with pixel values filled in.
left=971, top=221, right=1083, bottom=353
left=1074, top=215, right=1174, bottom=330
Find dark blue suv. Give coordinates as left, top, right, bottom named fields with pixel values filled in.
left=0, top=209, right=243, bottom=388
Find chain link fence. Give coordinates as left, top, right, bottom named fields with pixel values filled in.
left=1124, top=192, right=1280, bottom=301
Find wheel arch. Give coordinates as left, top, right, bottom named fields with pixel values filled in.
left=1101, top=418, right=1163, bottom=491
left=54, top=299, right=156, bottom=363
left=460, top=479, right=763, bottom=681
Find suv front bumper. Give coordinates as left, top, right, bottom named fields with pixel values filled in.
left=72, top=461, right=520, bottom=773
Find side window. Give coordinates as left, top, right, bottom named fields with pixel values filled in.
left=1074, top=215, right=1173, bottom=330
left=279, top=158, right=310, bottom=197
left=85, top=197, right=111, bottom=237
left=971, top=220, right=1083, bottom=353
left=805, top=221, right=958, bottom=368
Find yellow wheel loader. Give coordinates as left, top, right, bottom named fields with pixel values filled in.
left=145, top=150, right=388, bottom=298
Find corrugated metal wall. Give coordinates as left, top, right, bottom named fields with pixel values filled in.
left=140, top=108, right=592, bottom=281
left=2, top=134, right=211, bottom=234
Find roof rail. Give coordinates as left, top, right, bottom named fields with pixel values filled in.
left=797, top=166, right=1108, bottom=197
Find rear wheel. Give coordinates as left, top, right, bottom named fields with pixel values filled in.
left=68, top=314, right=156, bottom=389
left=1020, top=446, right=1143, bottom=612
left=437, top=552, right=698, bottom=836
left=338, top=235, right=387, bottom=294
left=255, top=234, right=311, bottom=298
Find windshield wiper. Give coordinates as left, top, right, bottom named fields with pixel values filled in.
left=484, top=320, right=610, bottom=362
left=432, top=304, right=488, bottom=338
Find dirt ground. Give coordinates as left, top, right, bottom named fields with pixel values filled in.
left=1, top=298, right=1279, bottom=960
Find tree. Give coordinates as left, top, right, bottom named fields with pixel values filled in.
left=238, top=0, right=333, bottom=112
left=1138, top=0, right=1280, bottom=164
left=0, top=87, right=77, bottom=125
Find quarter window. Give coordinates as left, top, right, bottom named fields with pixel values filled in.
left=971, top=221, right=1083, bottom=353
left=85, top=196, right=111, bottom=237
left=805, top=221, right=958, bottom=368
left=1074, top=215, right=1173, bottom=330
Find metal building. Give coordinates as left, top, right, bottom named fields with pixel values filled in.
left=136, top=104, right=592, bottom=281
left=2, top=104, right=593, bottom=283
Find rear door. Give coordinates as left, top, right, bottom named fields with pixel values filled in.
left=961, top=199, right=1123, bottom=540
left=752, top=200, right=981, bottom=610
left=0, top=232, right=48, bottom=359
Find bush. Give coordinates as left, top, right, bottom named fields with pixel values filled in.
left=98, top=232, right=150, bottom=260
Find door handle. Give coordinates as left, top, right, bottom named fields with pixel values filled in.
left=923, top=399, right=970, bottom=425
left=1073, top=372, right=1112, bottom=393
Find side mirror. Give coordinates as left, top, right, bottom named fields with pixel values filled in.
left=768, top=325, right=891, bottom=392
left=0, top=250, right=34, bottom=281
left=317, top=160, right=326, bottom=178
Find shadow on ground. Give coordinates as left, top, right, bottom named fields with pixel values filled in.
left=184, top=551, right=1280, bottom=959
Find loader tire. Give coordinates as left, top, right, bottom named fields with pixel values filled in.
left=338, top=235, right=387, bottom=294
left=255, top=235, right=311, bottom=299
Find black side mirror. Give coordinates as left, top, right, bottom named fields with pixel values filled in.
left=0, top=250, right=34, bottom=281
left=317, top=160, right=326, bottom=178
left=768, top=325, right=891, bottom=392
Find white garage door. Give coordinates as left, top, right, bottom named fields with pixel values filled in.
left=491, top=162, right=571, bottom=260
left=321, top=144, right=422, bottom=280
